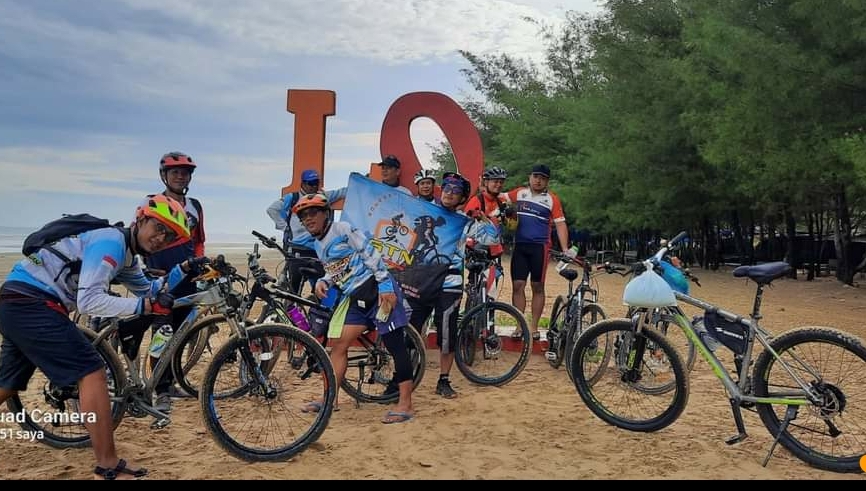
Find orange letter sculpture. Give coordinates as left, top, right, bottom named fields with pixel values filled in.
left=281, top=89, right=341, bottom=208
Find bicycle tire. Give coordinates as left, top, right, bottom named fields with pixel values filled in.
left=571, top=319, right=689, bottom=432
left=200, top=324, right=336, bottom=462
left=171, top=314, right=256, bottom=399
left=8, top=327, right=127, bottom=449
left=341, top=325, right=427, bottom=404
left=753, top=327, right=866, bottom=473
left=455, top=301, right=530, bottom=386
left=565, top=303, right=609, bottom=385
left=546, top=295, right=567, bottom=369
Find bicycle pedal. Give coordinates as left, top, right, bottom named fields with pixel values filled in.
left=544, top=351, right=558, bottom=362
left=150, top=417, right=171, bottom=430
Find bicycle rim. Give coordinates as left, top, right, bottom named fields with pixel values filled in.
left=455, top=301, right=530, bottom=386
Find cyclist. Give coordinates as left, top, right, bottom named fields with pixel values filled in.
left=377, top=155, right=412, bottom=195
left=140, top=151, right=207, bottom=414
left=413, top=168, right=440, bottom=204
left=405, top=172, right=479, bottom=398
left=463, top=165, right=512, bottom=301
left=0, top=195, right=200, bottom=479
left=265, top=169, right=346, bottom=293
left=293, top=193, right=415, bottom=424
left=506, top=164, right=575, bottom=340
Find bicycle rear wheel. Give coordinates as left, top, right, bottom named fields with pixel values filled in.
left=455, top=301, right=530, bottom=386
left=341, top=326, right=426, bottom=404
left=565, top=303, right=609, bottom=385
left=754, top=327, right=866, bottom=473
left=571, top=319, right=689, bottom=432
left=200, top=324, right=336, bottom=462
left=8, top=327, right=127, bottom=449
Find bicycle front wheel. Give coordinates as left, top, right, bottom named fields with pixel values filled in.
left=455, top=301, right=530, bottom=386
left=565, top=302, right=608, bottom=385
left=200, top=324, right=336, bottom=462
left=753, top=327, right=866, bottom=473
left=571, top=319, right=689, bottom=432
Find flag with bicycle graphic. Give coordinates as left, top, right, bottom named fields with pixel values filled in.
left=341, top=172, right=469, bottom=303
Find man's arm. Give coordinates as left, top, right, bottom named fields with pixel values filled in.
left=266, top=197, right=288, bottom=231
left=555, top=220, right=570, bottom=252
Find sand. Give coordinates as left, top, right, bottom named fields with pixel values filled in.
left=1, top=247, right=865, bottom=480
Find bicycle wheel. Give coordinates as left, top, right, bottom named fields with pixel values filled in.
left=200, top=324, right=336, bottom=462
left=171, top=314, right=256, bottom=399
left=628, top=307, right=696, bottom=373
left=753, top=327, right=866, bottom=473
left=546, top=295, right=567, bottom=369
left=8, top=327, right=127, bottom=449
left=455, top=301, right=530, bottom=386
left=571, top=319, right=689, bottom=432
left=341, top=325, right=427, bottom=404
left=565, top=303, right=609, bottom=385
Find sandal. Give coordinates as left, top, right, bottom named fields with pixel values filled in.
left=300, top=400, right=339, bottom=413
left=381, top=410, right=414, bottom=424
left=93, top=459, right=148, bottom=480
left=532, top=331, right=541, bottom=341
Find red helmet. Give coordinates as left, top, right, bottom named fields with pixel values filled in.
left=159, top=151, right=196, bottom=172
left=292, top=192, right=331, bottom=215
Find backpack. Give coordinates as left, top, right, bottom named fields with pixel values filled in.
left=22, top=213, right=124, bottom=281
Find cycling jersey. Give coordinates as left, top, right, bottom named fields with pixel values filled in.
left=464, top=191, right=510, bottom=229
left=5, top=227, right=185, bottom=316
left=507, top=187, right=565, bottom=245
left=312, top=221, right=395, bottom=297
left=266, top=187, right=348, bottom=250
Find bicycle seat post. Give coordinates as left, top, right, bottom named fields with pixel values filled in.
left=750, top=284, right=765, bottom=323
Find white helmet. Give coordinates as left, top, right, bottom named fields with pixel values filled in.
left=413, top=168, right=437, bottom=185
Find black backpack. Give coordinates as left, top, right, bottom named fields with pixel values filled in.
left=23, top=213, right=124, bottom=280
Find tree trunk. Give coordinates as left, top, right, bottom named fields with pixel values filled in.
left=834, top=188, right=855, bottom=285
left=785, top=208, right=797, bottom=279
left=806, top=212, right=816, bottom=281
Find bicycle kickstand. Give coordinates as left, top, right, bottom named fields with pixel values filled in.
left=761, top=405, right=798, bottom=467
left=725, top=398, right=748, bottom=445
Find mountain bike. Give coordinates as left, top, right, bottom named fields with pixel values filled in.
left=570, top=232, right=866, bottom=473
left=9, top=256, right=338, bottom=463
left=545, top=251, right=612, bottom=384
left=252, top=230, right=323, bottom=299
left=454, top=241, right=531, bottom=386
left=244, top=233, right=427, bottom=405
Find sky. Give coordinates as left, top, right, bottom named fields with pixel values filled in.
left=0, top=0, right=603, bottom=242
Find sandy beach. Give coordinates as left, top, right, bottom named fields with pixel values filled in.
left=1, top=245, right=865, bottom=480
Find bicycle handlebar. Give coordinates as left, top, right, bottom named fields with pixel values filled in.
left=252, top=230, right=283, bottom=252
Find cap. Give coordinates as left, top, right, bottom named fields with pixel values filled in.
left=301, top=169, right=320, bottom=183
left=531, top=164, right=550, bottom=178
left=378, top=155, right=401, bottom=168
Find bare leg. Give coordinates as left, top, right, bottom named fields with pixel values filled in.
left=303, top=324, right=365, bottom=411
left=530, top=281, right=546, bottom=334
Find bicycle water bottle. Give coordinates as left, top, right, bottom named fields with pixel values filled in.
left=556, top=246, right=580, bottom=272
left=148, top=323, right=174, bottom=358
left=286, top=305, right=311, bottom=332
left=692, top=315, right=720, bottom=352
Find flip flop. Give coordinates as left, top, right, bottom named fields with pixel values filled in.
left=93, top=459, right=148, bottom=480
left=381, top=410, right=413, bottom=424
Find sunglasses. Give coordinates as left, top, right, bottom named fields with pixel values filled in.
left=442, top=183, right=465, bottom=195
left=298, top=208, right=324, bottom=221
left=152, top=220, right=178, bottom=243
left=302, top=180, right=320, bottom=187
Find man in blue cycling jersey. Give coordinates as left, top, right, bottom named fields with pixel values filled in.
left=0, top=195, right=204, bottom=479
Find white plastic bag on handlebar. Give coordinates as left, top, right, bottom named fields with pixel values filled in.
left=622, top=260, right=677, bottom=307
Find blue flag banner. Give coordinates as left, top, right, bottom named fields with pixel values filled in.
left=341, top=172, right=469, bottom=270
left=341, top=173, right=469, bottom=304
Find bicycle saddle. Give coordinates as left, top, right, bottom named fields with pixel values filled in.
left=558, top=269, right=579, bottom=282
left=732, top=261, right=791, bottom=285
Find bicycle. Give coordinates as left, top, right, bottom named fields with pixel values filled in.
left=10, top=255, right=338, bottom=463
left=245, top=232, right=427, bottom=405
left=570, top=232, right=866, bottom=472
left=252, top=230, right=323, bottom=299
left=454, top=240, right=531, bottom=386
left=545, top=251, right=612, bottom=385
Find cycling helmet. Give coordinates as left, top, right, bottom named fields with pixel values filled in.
left=413, top=168, right=437, bottom=185
left=159, top=151, right=196, bottom=172
left=659, top=260, right=689, bottom=295
left=441, top=172, right=471, bottom=201
left=292, top=192, right=331, bottom=215
left=136, top=195, right=191, bottom=240
left=482, top=166, right=507, bottom=180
